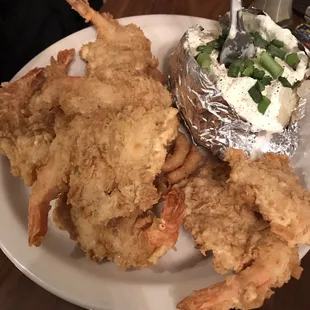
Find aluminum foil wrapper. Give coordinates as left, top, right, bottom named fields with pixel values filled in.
left=168, top=11, right=309, bottom=159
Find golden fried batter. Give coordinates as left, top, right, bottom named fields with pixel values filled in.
left=0, top=0, right=179, bottom=270
left=23, top=0, right=180, bottom=261
left=178, top=230, right=301, bottom=310
left=179, top=149, right=307, bottom=310
left=54, top=189, right=185, bottom=269
left=0, top=49, right=74, bottom=186
left=182, top=162, right=267, bottom=274
left=226, top=148, right=310, bottom=246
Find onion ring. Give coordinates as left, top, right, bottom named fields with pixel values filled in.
left=167, top=146, right=203, bottom=184
left=162, top=133, right=190, bottom=173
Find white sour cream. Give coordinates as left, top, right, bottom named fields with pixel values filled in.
left=187, top=14, right=308, bottom=133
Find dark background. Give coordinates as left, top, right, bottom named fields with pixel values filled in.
left=0, top=0, right=102, bottom=82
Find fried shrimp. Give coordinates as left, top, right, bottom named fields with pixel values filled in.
left=66, top=0, right=115, bottom=38
left=25, top=0, right=179, bottom=249
left=181, top=162, right=268, bottom=274
left=67, top=0, right=160, bottom=81
left=53, top=189, right=185, bottom=269
left=0, top=68, right=48, bottom=185
left=226, top=148, right=310, bottom=246
left=53, top=193, right=77, bottom=240
left=167, top=145, right=203, bottom=184
left=178, top=230, right=302, bottom=310
left=178, top=148, right=310, bottom=310
left=162, top=133, right=190, bottom=172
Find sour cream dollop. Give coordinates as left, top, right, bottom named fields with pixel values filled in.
left=187, top=14, right=308, bottom=133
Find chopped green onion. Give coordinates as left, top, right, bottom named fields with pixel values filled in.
left=251, top=32, right=268, bottom=48
left=248, top=84, right=263, bottom=103
left=278, top=76, right=301, bottom=89
left=271, top=39, right=284, bottom=48
left=196, top=52, right=212, bottom=71
left=252, top=68, right=265, bottom=80
left=196, top=52, right=210, bottom=65
left=196, top=41, right=215, bottom=54
left=278, top=76, right=292, bottom=88
left=259, top=51, right=284, bottom=78
left=258, top=96, right=271, bottom=114
left=266, top=44, right=286, bottom=60
left=197, top=45, right=208, bottom=52
left=202, top=59, right=212, bottom=70
left=228, top=60, right=242, bottom=77
left=261, top=75, right=273, bottom=86
left=286, top=53, right=300, bottom=70
left=196, top=45, right=214, bottom=54
left=241, top=60, right=254, bottom=77
left=256, top=81, right=265, bottom=92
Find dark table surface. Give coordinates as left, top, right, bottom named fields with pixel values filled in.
left=1, top=0, right=310, bottom=309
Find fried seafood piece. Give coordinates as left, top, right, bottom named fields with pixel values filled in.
left=28, top=3, right=178, bottom=247
left=29, top=49, right=76, bottom=113
left=226, top=148, right=310, bottom=246
left=28, top=104, right=178, bottom=246
left=53, top=193, right=77, bottom=241
left=178, top=230, right=302, bottom=310
left=66, top=0, right=162, bottom=82
left=182, top=162, right=267, bottom=274
left=31, top=74, right=173, bottom=115
left=0, top=68, right=47, bottom=185
left=53, top=189, right=185, bottom=269
left=0, top=49, right=75, bottom=186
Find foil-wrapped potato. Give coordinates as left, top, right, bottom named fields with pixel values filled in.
left=169, top=10, right=309, bottom=158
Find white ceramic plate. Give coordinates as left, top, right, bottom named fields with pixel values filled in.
left=0, top=14, right=309, bottom=310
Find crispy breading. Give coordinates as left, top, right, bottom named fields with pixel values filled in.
left=178, top=230, right=301, bottom=310
left=0, top=0, right=179, bottom=269
left=53, top=189, right=185, bottom=269
left=24, top=0, right=180, bottom=258
left=179, top=149, right=307, bottom=309
left=0, top=49, right=74, bottom=186
left=28, top=95, right=178, bottom=246
left=226, top=148, right=310, bottom=246
left=182, top=162, right=267, bottom=274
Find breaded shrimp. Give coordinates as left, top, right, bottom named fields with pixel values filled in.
left=53, top=189, right=185, bottom=269
left=226, top=148, right=310, bottom=246
left=178, top=230, right=302, bottom=310
left=66, top=0, right=161, bottom=81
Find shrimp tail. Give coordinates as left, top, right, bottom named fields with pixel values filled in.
left=66, top=0, right=115, bottom=37
left=178, top=231, right=301, bottom=310
left=28, top=180, right=64, bottom=246
left=161, top=188, right=186, bottom=231
left=1, top=67, right=45, bottom=93
left=28, top=160, right=67, bottom=246
left=47, top=49, right=75, bottom=78
left=145, top=189, right=185, bottom=264
left=28, top=199, right=51, bottom=247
